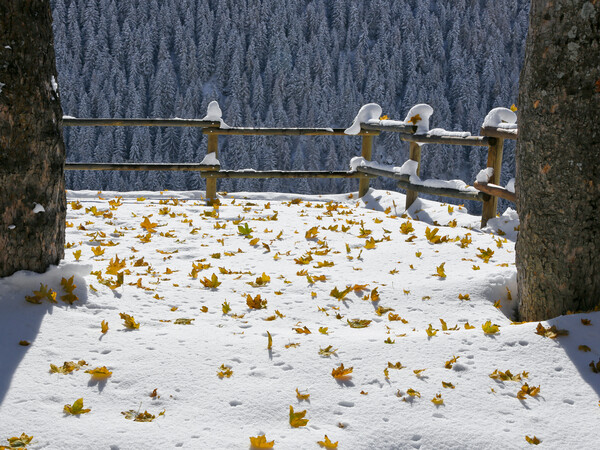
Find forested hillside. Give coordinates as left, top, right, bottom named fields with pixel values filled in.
left=51, top=0, right=529, bottom=211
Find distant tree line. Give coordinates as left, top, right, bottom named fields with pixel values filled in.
left=51, top=0, right=529, bottom=211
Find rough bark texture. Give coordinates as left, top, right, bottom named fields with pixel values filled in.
left=516, top=0, right=600, bottom=320
left=0, top=1, right=66, bottom=277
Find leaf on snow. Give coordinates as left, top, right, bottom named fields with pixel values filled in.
left=63, top=398, right=91, bottom=415
left=289, top=405, right=309, bottom=427
left=249, top=434, right=275, bottom=448
left=317, top=435, right=338, bottom=449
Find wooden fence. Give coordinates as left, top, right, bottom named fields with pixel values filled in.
left=62, top=117, right=517, bottom=227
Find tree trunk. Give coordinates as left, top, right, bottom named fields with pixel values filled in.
left=516, top=0, right=600, bottom=320
left=0, top=1, right=66, bottom=277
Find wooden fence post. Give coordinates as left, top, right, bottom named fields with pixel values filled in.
left=481, top=137, right=504, bottom=227
left=404, top=142, right=422, bottom=210
left=205, top=133, right=219, bottom=204
left=358, top=133, right=374, bottom=197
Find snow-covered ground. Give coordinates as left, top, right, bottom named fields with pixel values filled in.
left=1, top=189, right=598, bottom=449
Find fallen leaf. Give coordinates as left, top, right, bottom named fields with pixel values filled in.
left=249, top=434, right=275, bottom=448
left=64, top=398, right=91, bottom=415
left=289, top=405, right=309, bottom=427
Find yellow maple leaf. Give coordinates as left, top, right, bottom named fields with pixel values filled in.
left=406, top=388, right=421, bottom=398
left=73, top=250, right=82, bottom=261
left=101, top=320, right=109, bottom=334
left=431, top=393, right=444, bottom=405
left=364, top=237, right=377, bottom=249
left=330, top=286, right=352, bottom=301
left=464, top=322, right=476, bottom=330
left=433, top=263, right=446, bottom=278
left=331, top=363, right=353, bottom=379
left=140, top=217, right=158, bottom=233
left=246, top=294, right=268, bottom=309
left=293, top=325, right=311, bottom=334
left=222, top=301, right=231, bottom=314
left=26, top=283, right=57, bottom=304
left=535, top=323, right=568, bottom=338
left=426, top=324, right=438, bottom=337
left=317, top=435, right=339, bottom=449
left=319, top=345, right=338, bottom=357
left=442, top=381, right=455, bottom=389
left=85, top=366, right=112, bottom=379
left=296, top=388, right=310, bottom=401
left=510, top=104, right=518, bottom=112
left=120, top=312, right=140, bottom=329
left=6, top=433, right=34, bottom=448
left=267, top=331, right=272, bottom=350
left=289, top=405, right=309, bottom=428
left=305, top=226, right=319, bottom=239
left=458, top=293, right=470, bottom=300
left=50, top=360, right=87, bottom=374
left=64, top=398, right=91, bottom=415
left=249, top=435, right=275, bottom=448
left=91, top=246, right=105, bottom=256
left=319, top=327, right=329, bottom=334
left=200, top=273, right=221, bottom=289
left=370, top=287, right=380, bottom=302
left=525, top=435, right=540, bottom=445
left=400, top=220, right=414, bottom=234
left=408, top=114, right=422, bottom=125
left=217, top=364, right=233, bottom=378
left=476, top=247, right=494, bottom=263
left=347, top=318, right=371, bottom=328
left=482, top=320, right=500, bottom=334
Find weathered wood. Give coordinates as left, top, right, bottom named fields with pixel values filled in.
left=361, top=123, right=418, bottom=134
left=358, top=135, right=374, bottom=197
left=62, top=117, right=220, bottom=128
left=204, top=127, right=379, bottom=136
left=480, top=126, right=518, bottom=140
left=203, top=170, right=371, bottom=179
left=473, top=181, right=516, bottom=203
left=405, top=142, right=422, bottom=210
left=205, top=134, right=219, bottom=204
left=65, top=163, right=220, bottom=171
left=399, top=134, right=493, bottom=146
left=481, top=138, right=504, bottom=227
left=356, top=167, right=488, bottom=202
left=0, top=0, right=66, bottom=277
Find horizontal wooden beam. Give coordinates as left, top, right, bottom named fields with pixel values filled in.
left=399, top=133, right=493, bottom=147
left=361, top=123, right=418, bottom=134
left=203, top=170, right=372, bottom=179
left=65, top=163, right=220, bottom=171
left=480, top=126, right=518, bottom=140
left=203, top=127, right=379, bottom=136
left=62, top=117, right=220, bottom=128
left=356, top=166, right=488, bottom=202
left=473, top=181, right=516, bottom=203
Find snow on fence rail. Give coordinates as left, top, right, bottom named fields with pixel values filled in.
left=62, top=103, right=518, bottom=227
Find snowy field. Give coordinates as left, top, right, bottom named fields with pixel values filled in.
left=1, top=189, right=598, bottom=449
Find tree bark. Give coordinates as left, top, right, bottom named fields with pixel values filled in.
left=516, top=0, right=600, bottom=320
left=0, top=1, right=66, bottom=277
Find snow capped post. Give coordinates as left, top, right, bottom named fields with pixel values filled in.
left=345, top=104, right=382, bottom=198
left=202, top=101, right=223, bottom=204
left=480, top=107, right=515, bottom=226
left=403, top=104, right=434, bottom=210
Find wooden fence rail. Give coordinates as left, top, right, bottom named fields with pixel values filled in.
left=62, top=116, right=517, bottom=227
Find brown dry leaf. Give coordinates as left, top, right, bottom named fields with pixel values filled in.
left=535, top=323, right=568, bottom=338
